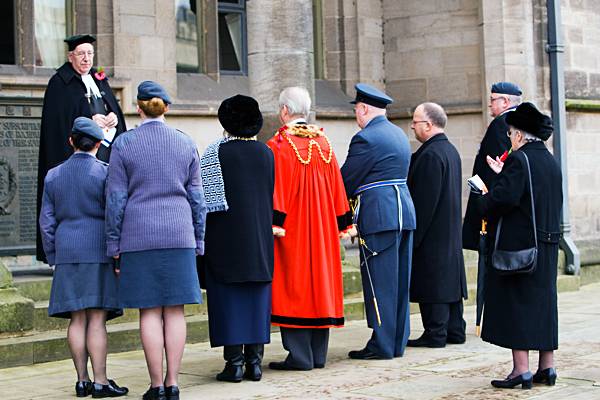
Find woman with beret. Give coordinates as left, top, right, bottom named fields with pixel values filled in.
left=40, top=117, right=128, bottom=398
left=476, top=102, right=562, bottom=389
left=105, top=81, right=206, bottom=400
left=199, top=95, right=274, bottom=382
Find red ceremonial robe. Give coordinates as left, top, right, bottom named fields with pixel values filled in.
left=267, top=123, right=352, bottom=329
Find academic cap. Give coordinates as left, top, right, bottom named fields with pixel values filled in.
left=351, top=83, right=393, bottom=109
left=71, top=117, right=104, bottom=141
left=137, top=80, right=172, bottom=105
left=64, top=34, right=96, bottom=51
left=491, top=82, right=522, bottom=96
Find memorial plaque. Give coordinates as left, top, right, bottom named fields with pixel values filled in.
left=0, top=98, right=43, bottom=255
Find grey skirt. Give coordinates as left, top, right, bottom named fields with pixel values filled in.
left=48, top=262, right=122, bottom=320
left=119, top=248, right=202, bottom=308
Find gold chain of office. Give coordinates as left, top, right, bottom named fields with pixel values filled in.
left=279, top=125, right=333, bottom=165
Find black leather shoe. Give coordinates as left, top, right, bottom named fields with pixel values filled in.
left=446, top=337, right=466, bottom=345
left=348, top=348, right=386, bottom=360
left=91, top=380, right=129, bottom=398
left=165, top=385, right=180, bottom=400
left=407, top=336, right=445, bottom=348
left=314, top=363, right=325, bottom=369
left=491, top=372, right=533, bottom=389
left=268, top=361, right=311, bottom=371
left=533, top=368, right=557, bottom=386
left=243, top=363, right=262, bottom=381
left=216, top=363, right=244, bottom=382
left=75, top=381, right=92, bottom=397
left=143, top=386, right=167, bottom=400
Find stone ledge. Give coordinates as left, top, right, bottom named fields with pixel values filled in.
left=566, top=99, right=600, bottom=112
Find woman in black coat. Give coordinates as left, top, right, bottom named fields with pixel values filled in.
left=199, top=95, right=275, bottom=383
left=476, top=102, right=562, bottom=389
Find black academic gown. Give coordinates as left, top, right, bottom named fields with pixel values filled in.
left=36, top=62, right=126, bottom=262
left=462, top=112, right=512, bottom=250
left=476, top=142, right=562, bottom=350
left=407, top=134, right=467, bottom=304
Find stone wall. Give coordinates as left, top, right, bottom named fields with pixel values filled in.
left=562, top=0, right=600, bottom=99
left=382, top=0, right=483, bottom=114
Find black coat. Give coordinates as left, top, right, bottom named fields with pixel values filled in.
left=36, top=63, right=126, bottom=262
left=407, top=134, right=467, bottom=303
left=200, top=140, right=275, bottom=284
left=476, top=141, right=562, bottom=350
left=462, top=112, right=512, bottom=250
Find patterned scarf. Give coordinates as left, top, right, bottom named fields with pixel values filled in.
left=200, top=137, right=231, bottom=213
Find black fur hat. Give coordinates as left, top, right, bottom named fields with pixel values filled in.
left=505, top=102, right=553, bottom=141
left=218, top=95, right=263, bottom=138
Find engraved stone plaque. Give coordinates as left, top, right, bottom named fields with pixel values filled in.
left=0, top=98, right=43, bottom=255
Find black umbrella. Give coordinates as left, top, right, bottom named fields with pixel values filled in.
left=476, top=219, right=488, bottom=337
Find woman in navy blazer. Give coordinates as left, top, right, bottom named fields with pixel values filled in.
left=39, top=117, right=128, bottom=398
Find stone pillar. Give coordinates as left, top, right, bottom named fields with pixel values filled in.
left=247, top=0, right=315, bottom=139
left=480, top=0, right=540, bottom=123
left=0, top=262, right=34, bottom=333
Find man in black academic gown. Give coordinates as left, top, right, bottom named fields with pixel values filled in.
left=407, top=102, right=467, bottom=348
left=36, top=34, right=126, bottom=263
left=462, top=82, right=521, bottom=250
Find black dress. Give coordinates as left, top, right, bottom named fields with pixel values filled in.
left=199, top=140, right=275, bottom=347
left=476, top=142, right=562, bottom=350
left=407, top=134, right=467, bottom=304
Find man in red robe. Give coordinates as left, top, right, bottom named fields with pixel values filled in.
left=267, top=86, right=352, bottom=371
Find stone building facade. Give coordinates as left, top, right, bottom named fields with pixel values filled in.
left=0, top=0, right=599, bottom=259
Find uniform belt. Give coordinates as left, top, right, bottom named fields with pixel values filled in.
left=354, top=179, right=407, bottom=196
left=353, top=179, right=406, bottom=230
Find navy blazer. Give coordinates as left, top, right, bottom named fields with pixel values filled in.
left=341, top=115, right=416, bottom=235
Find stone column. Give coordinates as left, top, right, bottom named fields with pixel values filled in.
left=247, top=0, right=315, bottom=139
left=480, top=0, right=541, bottom=123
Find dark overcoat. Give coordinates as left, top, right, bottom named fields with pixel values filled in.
left=462, top=112, right=512, bottom=250
left=200, top=140, right=275, bottom=283
left=407, top=134, right=467, bottom=304
left=476, top=141, right=562, bottom=350
left=36, top=62, right=126, bottom=262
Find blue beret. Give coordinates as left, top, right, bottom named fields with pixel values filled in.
left=491, top=82, right=522, bottom=96
left=137, top=80, right=172, bottom=104
left=71, top=117, right=104, bottom=141
left=351, top=83, right=393, bottom=108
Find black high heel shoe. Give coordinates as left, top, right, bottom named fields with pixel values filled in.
left=75, top=381, right=92, bottom=397
left=491, top=371, right=533, bottom=389
left=533, top=368, right=557, bottom=386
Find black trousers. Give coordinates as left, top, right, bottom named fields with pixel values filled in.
left=418, top=301, right=466, bottom=345
left=280, top=327, right=329, bottom=369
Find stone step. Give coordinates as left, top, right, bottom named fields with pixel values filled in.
left=14, top=266, right=365, bottom=305
left=0, top=297, right=367, bottom=369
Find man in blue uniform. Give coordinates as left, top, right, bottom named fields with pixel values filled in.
left=341, top=83, right=416, bottom=359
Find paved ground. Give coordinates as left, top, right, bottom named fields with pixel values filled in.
left=1, top=283, right=599, bottom=400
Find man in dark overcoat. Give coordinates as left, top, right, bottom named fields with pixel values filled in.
left=341, top=83, right=416, bottom=360
left=36, top=34, right=126, bottom=263
left=406, top=103, right=467, bottom=348
left=462, top=82, right=521, bottom=250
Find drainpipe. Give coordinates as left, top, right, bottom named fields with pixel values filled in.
left=546, top=0, right=580, bottom=275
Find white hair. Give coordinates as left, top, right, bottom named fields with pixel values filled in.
left=279, top=87, right=311, bottom=119
left=507, top=94, right=522, bottom=107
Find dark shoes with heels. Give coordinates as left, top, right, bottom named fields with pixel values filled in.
left=533, top=368, right=557, bottom=385
left=142, top=385, right=179, bottom=400
left=491, top=371, right=533, bottom=389
left=76, top=379, right=128, bottom=398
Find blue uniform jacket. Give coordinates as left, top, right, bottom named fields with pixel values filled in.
left=341, top=115, right=416, bottom=235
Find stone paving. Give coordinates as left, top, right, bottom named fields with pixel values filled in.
left=1, top=283, right=599, bottom=400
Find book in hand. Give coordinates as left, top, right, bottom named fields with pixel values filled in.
left=467, top=174, right=488, bottom=194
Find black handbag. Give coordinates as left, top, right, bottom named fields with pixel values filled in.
left=491, top=152, right=538, bottom=275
